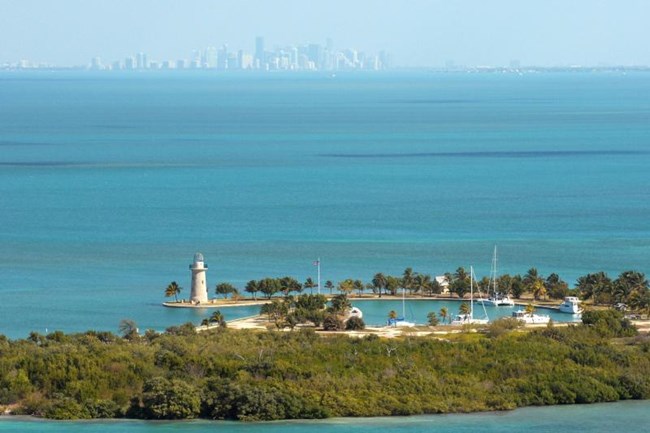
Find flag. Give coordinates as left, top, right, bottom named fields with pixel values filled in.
left=312, top=260, right=320, bottom=266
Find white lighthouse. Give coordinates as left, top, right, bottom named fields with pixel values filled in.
left=189, top=252, right=208, bottom=304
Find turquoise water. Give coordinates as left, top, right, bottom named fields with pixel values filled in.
left=1, top=71, right=649, bottom=339
left=1, top=401, right=649, bottom=432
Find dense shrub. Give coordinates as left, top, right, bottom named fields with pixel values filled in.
left=345, top=317, right=366, bottom=330
left=322, top=314, right=344, bottom=331
left=582, top=310, right=637, bottom=337
left=137, top=377, right=201, bottom=420
left=0, top=322, right=648, bottom=421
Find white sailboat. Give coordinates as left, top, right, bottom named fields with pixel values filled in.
left=478, top=246, right=515, bottom=307
left=388, top=288, right=415, bottom=327
left=451, top=266, right=489, bottom=325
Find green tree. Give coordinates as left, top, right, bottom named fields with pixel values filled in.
left=139, top=377, right=201, bottom=420
left=576, top=272, right=613, bottom=305
left=322, top=314, right=344, bottom=331
left=215, top=282, right=237, bottom=299
left=245, top=280, right=260, bottom=300
left=337, top=279, right=355, bottom=295
left=260, top=299, right=289, bottom=325
left=164, top=281, right=182, bottom=302
left=385, top=275, right=400, bottom=296
left=345, top=316, right=366, bottom=330
left=439, top=307, right=449, bottom=324
left=413, top=273, right=432, bottom=295
left=402, top=267, right=415, bottom=294
left=524, top=303, right=536, bottom=315
left=325, top=280, right=334, bottom=294
left=118, top=319, right=138, bottom=340
left=523, top=268, right=543, bottom=295
left=259, top=278, right=281, bottom=299
left=329, top=294, right=351, bottom=314
left=510, top=275, right=525, bottom=299
left=545, top=273, right=569, bottom=300
left=209, top=310, right=227, bottom=327
left=353, top=279, right=365, bottom=296
left=613, top=271, right=648, bottom=304
left=371, top=272, right=387, bottom=297
left=427, top=278, right=443, bottom=296
left=458, top=303, right=471, bottom=316
left=450, top=267, right=471, bottom=298
left=280, top=276, right=302, bottom=296
left=427, top=312, right=439, bottom=326
left=303, top=277, right=316, bottom=294
left=531, top=280, right=547, bottom=301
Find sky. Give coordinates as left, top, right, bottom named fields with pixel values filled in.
left=1, top=0, right=649, bottom=67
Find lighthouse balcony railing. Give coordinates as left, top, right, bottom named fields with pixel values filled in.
left=189, top=263, right=208, bottom=269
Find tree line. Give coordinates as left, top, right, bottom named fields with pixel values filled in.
left=0, top=310, right=648, bottom=421
left=165, top=268, right=650, bottom=314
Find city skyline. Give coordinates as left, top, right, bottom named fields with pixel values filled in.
left=1, top=1, right=649, bottom=68
left=82, top=36, right=390, bottom=72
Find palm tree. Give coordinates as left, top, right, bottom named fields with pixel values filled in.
left=209, top=310, right=226, bottom=327
left=337, top=279, right=355, bottom=295
left=531, top=280, right=547, bottom=301
left=304, top=277, right=316, bottom=295
left=449, top=267, right=471, bottom=298
left=353, top=279, right=365, bottom=296
left=439, top=306, right=449, bottom=324
left=414, top=273, right=432, bottom=295
left=200, top=318, right=210, bottom=327
left=385, top=276, right=400, bottom=296
left=458, top=302, right=471, bottom=316
left=613, top=271, right=648, bottom=304
left=388, top=310, right=398, bottom=320
left=525, top=303, right=536, bottom=316
left=325, top=280, right=334, bottom=294
left=402, top=267, right=415, bottom=294
left=164, top=281, right=182, bottom=302
left=372, top=272, right=387, bottom=297
left=329, top=294, right=351, bottom=314
left=523, top=268, right=543, bottom=295
left=210, top=310, right=223, bottom=322
left=118, top=319, right=138, bottom=340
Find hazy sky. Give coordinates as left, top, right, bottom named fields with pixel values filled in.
left=1, top=0, right=649, bottom=67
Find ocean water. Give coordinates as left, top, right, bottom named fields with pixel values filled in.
left=1, top=401, right=649, bottom=432
left=1, top=71, right=649, bottom=338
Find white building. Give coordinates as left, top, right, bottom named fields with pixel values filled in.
left=189, top=252, right=208, bottom=303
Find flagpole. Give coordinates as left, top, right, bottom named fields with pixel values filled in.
left=317, top=257, right=321, bottom=295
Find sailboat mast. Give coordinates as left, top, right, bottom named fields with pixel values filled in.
left=470, top=266, right=474, bottom=318
left=317, top=258, right=321, bottom=295
left=491, top=246, right=498, bottom=295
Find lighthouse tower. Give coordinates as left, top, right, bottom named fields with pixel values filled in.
left=189, top=252, right=208, bottom=304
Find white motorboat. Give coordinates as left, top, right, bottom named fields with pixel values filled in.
left=559, top=296, right=582, bottom=314
left=478, top=246, right=515, bottom=307
left=511, top=309, right=551, bottom=324
left=348, top=306, right=363, bottom=319
left=451, top=266, right=490, bottom=325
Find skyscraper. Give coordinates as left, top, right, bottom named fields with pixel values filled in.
left=136, top=52, right=147, bottom=69
left=255, top=36, right=265, bottom=68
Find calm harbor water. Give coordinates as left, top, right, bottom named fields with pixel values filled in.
left=1, top=71, right=649, bottom=339
left=1, top=401, right=649, bottom=433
